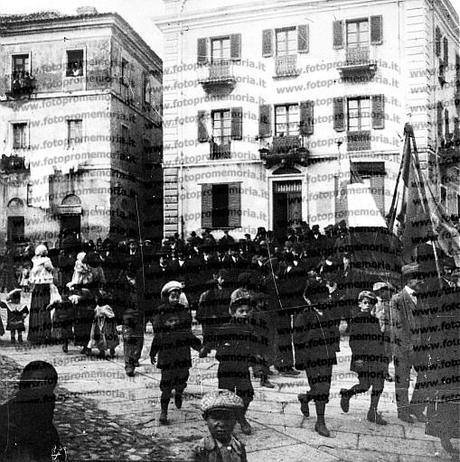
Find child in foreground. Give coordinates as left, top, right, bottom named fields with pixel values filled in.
left=193, top=389, right=247, bottom=462
left=0, top=288, right=29, bottom=343
left=150, top=309, right=201, bottom=424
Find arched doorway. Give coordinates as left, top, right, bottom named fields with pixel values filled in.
left=7, top=198, right=25, bottom=243
left=59, top=194, right=82, bottom=240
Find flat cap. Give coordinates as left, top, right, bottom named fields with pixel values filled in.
left=161, top=281, right=182, bottom=299
left=6, top=288, right=22, bottom=302
left=201, top=390, right=244, bottom=414
left=358, top=290, right=378, bottom=302
left=401, top=263, right=421, bottom=278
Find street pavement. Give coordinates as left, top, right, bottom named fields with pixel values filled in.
left=0, top=295, right=458, bottom=461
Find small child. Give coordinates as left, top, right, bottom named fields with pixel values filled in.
left=88, top=290, right=119, bottom=359
left=340, top=290, right=388, bottom=425
left=19, top=262, right=31, bottom=293
left=46, top=287, right=74, bottom=353
left=192, top=390, right=247, bottom=462
left=150, top=309, right=201, bottom=424
left=67, top=252, right=92, bottom=288
left=215, top=295, right=261, bottom=435
left=0, top=288, right=29, bottom=343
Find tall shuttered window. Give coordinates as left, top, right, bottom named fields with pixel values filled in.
left=276, top=27, right=297, bottom=56
left=346, top=19, right=369, bottom=48
left=275, top=104, right=299, bottom=136
left=347, top=97, right=371, bottom=131
left=201, top=183, right=241, bottom=229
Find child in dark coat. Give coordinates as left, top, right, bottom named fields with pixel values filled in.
left=46, top=286, right=75, bottom=353
left=0, top=289, right=29, bottom=343
left=150, top=309, right=201, bottom=424
left=215, top=293, right=262, bottom=435
left=340, top=291, right=388, bottom=425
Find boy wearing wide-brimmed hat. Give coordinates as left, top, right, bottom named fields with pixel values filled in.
left=0, top=288, right=29, bottom=343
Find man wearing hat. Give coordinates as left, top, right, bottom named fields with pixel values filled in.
left=193, top=390, right=247, bottom=461
left=390, top=263, right=429, bottom=423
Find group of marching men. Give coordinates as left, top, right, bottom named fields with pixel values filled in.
left=1, top=224, right=459, bottom=457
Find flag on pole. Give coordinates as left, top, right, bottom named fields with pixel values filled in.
left=388, top=123, right=460, bottom=266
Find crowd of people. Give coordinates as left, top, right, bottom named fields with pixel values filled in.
left=0, top=222, right=459, bottom=460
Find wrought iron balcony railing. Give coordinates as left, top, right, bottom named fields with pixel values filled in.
left=259, top=135, right=308, bottom=168
left=275, top=55, right=300, bottom=78
left=338, top=47, right=377, bottom=79
left=210, top=140, right=231, bottom=160
left=347, top=130, right=371, bottom=151
left=198, top=61, right=236, bottom=92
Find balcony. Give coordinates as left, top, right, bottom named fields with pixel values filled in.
left=0, top=155, right=29, bottom=173
left=338, top=47, right=377, bottom=80
left=259, top=135, right=309, bottom=168
left=347, top=131, right=371, bottom=151
left=210, top=141, right=231, bottom=160
left=274, top=55, right=300, bottom=78
left=6, top=73, right=36, bottom=98
left=198, top=61, right=236, bottom=93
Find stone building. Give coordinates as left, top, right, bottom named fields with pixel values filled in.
left=156, top=0, right=459, bottom=240
left=0, top=8, right=163, bottom=249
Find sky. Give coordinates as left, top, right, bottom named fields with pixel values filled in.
left=1, top=0, right=459, bottom=59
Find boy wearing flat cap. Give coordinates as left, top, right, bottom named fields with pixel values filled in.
left=192, top=390, right=247, bottom=462
left=340, top=291, right=388, bottom=425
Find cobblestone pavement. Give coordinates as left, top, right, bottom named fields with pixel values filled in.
left=0, top=295, right=458, bottom=461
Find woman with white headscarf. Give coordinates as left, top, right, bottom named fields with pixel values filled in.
left=28, top=244, right=54, bottom=344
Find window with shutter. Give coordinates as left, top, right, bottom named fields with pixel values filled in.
left=212, top=184, right=229, bottom=228
left=435, top=27, right=442, bottom=57
left=300, top=100, right=314, bottom=135
left=259, top=104, right=272, bottom=137
left=262, top=29, right=273, bottom=57
left=201, top=184, right=213, bottom=229
left=347, top=19, right=369, bottom=48
left=231, top=107, right=243, bottom=140
left=197, top=38, right=208, bottom=64
left=333, top=97, right=345, bottom=131
left=443, top=37, right=448, bottom=67
left=228, top=182, right=241, bottom=228
left=348, top=97, right=371, bottom=131
left=276, top=28, right=297, bottom=56
left=333, top=20, right=344, bottom=49
left=445, top=109, right=450, bottom=138
left=370, top=16, right=383, bottom=45
left=197, top=110, right=209, bottom=142
left=230, top=34, right=241, bottom=61
left=372, top=95, right=385, bottom=129
left=211, top=37, right=230, bottom=63
left=275, top=104, right=299, bottom=136
left=437, top=102, right=444, bottom=138
left=297, top=25, right=309, bottom=53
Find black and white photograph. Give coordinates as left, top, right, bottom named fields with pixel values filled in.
left=0, top=0, right=459, bottom=460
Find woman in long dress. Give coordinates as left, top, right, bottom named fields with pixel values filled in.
left=28, top=245, right=54, bottom=344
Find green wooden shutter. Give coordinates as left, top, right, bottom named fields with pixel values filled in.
left=197, top=38, right=208, bottom=64
left=297, top=25, right=309, bottom=53
left=333, top=20, right=344, bottom=49
left=259, top=104, right=272, bottom=137
left=333, top=97, right=345, bottom=132
left=370, top=15, right=383, bottom=45
left=201, top=184, right=212, bottom=229
left=197, top=110, right=208, bottom=142
left=230, top=34, right=242, bottom=61
left=372, top=95, right=385, bottom=129
left=231, top=107, right=243, bottom=140
left=262, top=30, right=273, bottom=57
left=435, top=27, right=442, bottom=57
left=300, top=100, right=314, bottom=135
left=228, top=182, right=241, bottom=228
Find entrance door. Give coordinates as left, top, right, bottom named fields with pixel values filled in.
left=7, top=216, right=24, bottom=243
left=273, top=180, right=302, bottom=241
left=60, top=214, right=81, bottom=240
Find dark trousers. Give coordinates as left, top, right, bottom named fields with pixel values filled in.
left=394, top=352, right=428, bottom=416
left=160, top=367, right=190, bottom=398
left=218, top=363, right=254, bottom=408
left=122, top=318, right=144, bottom=368
left=274, top=312, right=294, bottom=370
left=304, top=364, right=333, bottom=403
left=348, top=371, right=384, bottom=399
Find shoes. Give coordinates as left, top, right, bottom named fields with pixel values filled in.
left=159, top=411, right=168, bottom=424
left=314, top=422, right=331, bottom=437
left=11, top=338, right=16, bottom=344
left=410, top=412, right=427, bottom=423
left=367, top=409, right=388, bottom=425
left=125, top=367, right=135, bottom=378
left=62, top=344, right=68, bottom=353
left=240, top=418, right=252, bottom=435
left=340, top=389, right=350, bottom=413
left=298, top=394, right=310, bottom=418
left=80, top=347, right=90, bottom=356
left=109, top=348, right=116, bottom=358
left=174, top=394, right=183, bottom=409
left=260, top=377, right=275, bottom=388
left=398, top=413, right=415, bottom=424
left=280, top=368, right=300, bottom=376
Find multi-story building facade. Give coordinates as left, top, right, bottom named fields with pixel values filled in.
left=156, top=0, right=459, bottom=241
left=0, top=9, right=163, bottom=249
